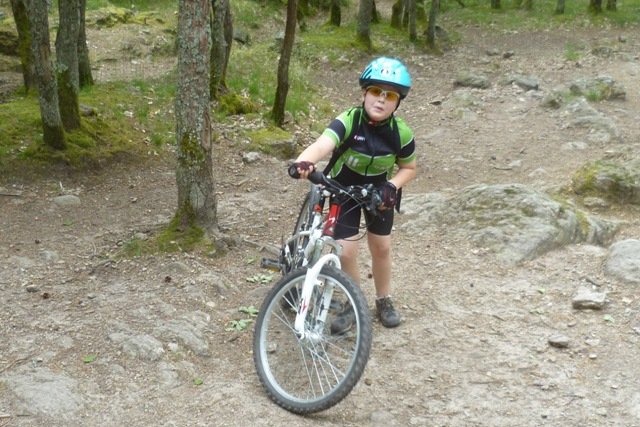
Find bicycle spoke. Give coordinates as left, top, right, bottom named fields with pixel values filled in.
left=254, top=265, right=372, bottom=414
left=310, top=340, right=344, bottom=390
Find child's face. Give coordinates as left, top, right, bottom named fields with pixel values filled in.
left=362, top=84, right=400, bottom=121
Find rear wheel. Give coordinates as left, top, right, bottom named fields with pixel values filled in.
left=253, top=265, right=372, bottom=414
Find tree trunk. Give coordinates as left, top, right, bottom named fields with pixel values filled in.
left=222, top=0, right=232, bottom=85
left=28, top=0, right=66, bottom=150
left=589, top=0, right=602, bottom=12
left=329, top=0, right=341, bottom=26
left=425, top=0, right=439, bottom=49
left=77, top=0, right=94, bottom=88
left=298, top=0, right=310, bottom=29
left=56, top=0, right=81, bottom=131
left=272, top=0, right=297, bottom=127
left=176, top=0, right=217, bottom=232
left=416, top=0, right=426, bottom=21
left=555, top=0, right=565, bottom=14
left=391, top=0, right=402, bottom=28
left=210, top=0, right=230, bottom=99
left=357, top=0, right=373, bottom=50
left=402, top=0, right=408, bottom=28
left=491, top=0, right=500, bottom=9
left=9, top=0, right=36, bottom=93
left=372, top=0, right=380, bottom=23
left=606, top=0, right=616, bottom=11
left=408, top=0, right=417, bottom=42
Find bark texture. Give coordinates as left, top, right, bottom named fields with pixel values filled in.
left=9, top=0, right=36, bottom=92
left=329, top=0, right=341, bottom=26
left=56, top=0, right=81, bottom=131
left=210, top=0, right=232, bottom=99
left=408, top=0, right=416, bottom=42
left=426, top=0, right=439, bottom=48
left=78, top=0, right=94, bottom=87
left=357, top=0, right=373, bottom=49
left=589, top=0, right=602, bottom=12
left=176, top=0, right=217, bottom=231
left=29, top=0, right=66, bottom=149
left=272, top=0, right=297, bottom=126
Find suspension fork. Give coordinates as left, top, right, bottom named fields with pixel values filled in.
left=294, top=253, right=341, bottom=338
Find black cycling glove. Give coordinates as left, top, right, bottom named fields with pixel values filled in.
left=379, top=181, right=397, bottom=209
left=288, top=161, right=315, bottom=179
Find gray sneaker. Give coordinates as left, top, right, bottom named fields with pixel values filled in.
left=376, top=297, right=400, bottom=328
left=330, top=303, right=354, bottom=335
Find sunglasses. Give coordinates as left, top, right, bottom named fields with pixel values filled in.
left=366, top=86, right=400, bottom=102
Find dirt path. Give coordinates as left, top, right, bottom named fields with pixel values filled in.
left=2, top=23, right=640, bottom=427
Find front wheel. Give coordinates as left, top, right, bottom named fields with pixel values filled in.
left=282, top=185, right=322, bottom=275
left=253, top=265, right=372, bottom=414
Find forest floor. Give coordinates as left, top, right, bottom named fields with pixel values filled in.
left=2, top=10, right=640, bottom=427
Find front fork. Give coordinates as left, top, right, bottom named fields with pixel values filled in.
left=294, top=253, right=341, bottom=339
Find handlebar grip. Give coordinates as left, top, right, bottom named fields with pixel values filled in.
left=288, top=164, right=301, bottom=179
left=308, top=171, right=325, bottom=185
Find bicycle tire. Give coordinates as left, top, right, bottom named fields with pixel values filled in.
left=253, top=265, right=372, bottom=414
left=283, top=185, right=321, bottom=274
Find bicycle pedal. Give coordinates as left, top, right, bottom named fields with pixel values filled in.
left=260, top=258, right=282, bottom=271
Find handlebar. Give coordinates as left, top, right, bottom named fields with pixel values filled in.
left=308, top=171, right=327, bottom=186
left=306, top=171, right=382, bottom=215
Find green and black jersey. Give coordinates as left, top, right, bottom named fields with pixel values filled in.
left=322, top=106, right=416, bottom=186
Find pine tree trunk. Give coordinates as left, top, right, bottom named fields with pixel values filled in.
left=329, top=0, right=341, bottom=26
left=176, top=0, right=217, bottom=232
left=391, top=0, right=402, bottom=28
left=210, top=0, right=232, bottom=99
left=357, top=0, right=373, bottom=50
left=78, top=0, right=94, bottom=88
left=222, top=0, right=232, bottom=84
left=372, top=0, right=380, bottom=23
left=272, top=0, right=297, bottom=127
left=408, top=0, right=417, bottom=42
left=10, top=0, right=36, bottom=93
left=426, top=0, right=439, bottom=49
left=29, top=0, right=66, bottom=149
left=56, top=0, right=81, bottom=131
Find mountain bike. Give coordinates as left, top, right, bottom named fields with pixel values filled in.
left=253, top=171, right=381, bottom=414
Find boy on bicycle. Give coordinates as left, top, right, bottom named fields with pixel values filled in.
left=289, top=57, right=417, bottom=333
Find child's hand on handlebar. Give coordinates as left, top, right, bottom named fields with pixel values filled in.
left=377, top=181, right=397, bottom=210
left=288, top=161, right=316, bottom=179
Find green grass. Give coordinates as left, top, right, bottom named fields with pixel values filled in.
left=564, top=41, right=586, bottom=61
left=82, top=0, right=177, bottom=12
left=0, top=77, right=175, bottom=176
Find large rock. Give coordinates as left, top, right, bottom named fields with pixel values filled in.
left=604, top=239, right=640, bottom=285
left=400, top=184, right=618, bottom=265
left=572, top=159, right=640, bottom=205
left=2, top=368, right=83, bottom=418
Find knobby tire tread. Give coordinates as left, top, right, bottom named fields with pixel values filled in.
left=253, top=265, right=372, bottom=414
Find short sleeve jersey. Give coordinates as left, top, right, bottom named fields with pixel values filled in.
left=322, top=107, right=415, bottom=186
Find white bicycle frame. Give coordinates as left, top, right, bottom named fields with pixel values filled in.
left=290, top=191, right=344, bottom=339
left=294, top=253, right=341, bottom=338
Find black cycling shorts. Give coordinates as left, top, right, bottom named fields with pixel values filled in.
left=332, top=198, right=394, bottom=240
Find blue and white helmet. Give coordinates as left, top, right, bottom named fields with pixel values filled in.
left=359, top=57, right=412, bottom=99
